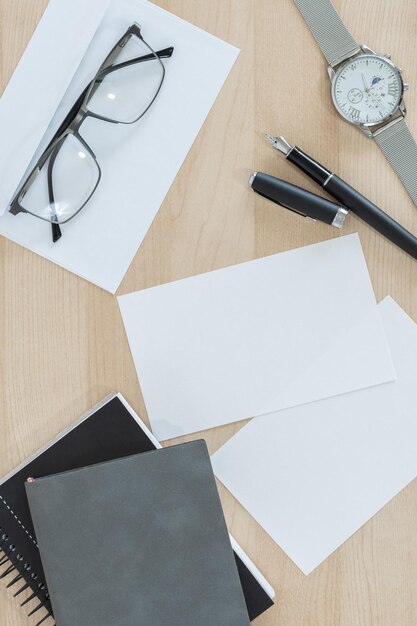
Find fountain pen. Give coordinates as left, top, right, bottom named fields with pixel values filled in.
left=266, top=134, right=417, bottom=261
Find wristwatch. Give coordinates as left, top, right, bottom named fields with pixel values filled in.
left=293, top=0, right=417, bottom=206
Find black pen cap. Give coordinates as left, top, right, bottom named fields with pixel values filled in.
left=250, top=171, right=348, bottom=229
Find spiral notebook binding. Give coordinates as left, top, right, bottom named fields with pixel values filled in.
left=0, top=526, right=55, bottom=626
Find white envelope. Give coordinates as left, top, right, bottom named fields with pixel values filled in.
left=118, top=234, right=395, bottom=440
left=0, top=0, right=239, bottom=292
left=212, top=297, right=417, bottom=575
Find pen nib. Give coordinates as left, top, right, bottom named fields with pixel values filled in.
left=265, top=134, right=292, bottom=155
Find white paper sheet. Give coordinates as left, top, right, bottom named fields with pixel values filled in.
left=118, top=234, right=395, bottom=440
left=212, top=297, right=417, bottom=575
left=0, top=0, right=239, bottom=292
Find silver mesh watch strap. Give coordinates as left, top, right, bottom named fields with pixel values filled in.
left=293, top=0, right=360, bottom=67
left=294, top=0, right=417, bottom=205
left=374, top=118, right=417, bottom=206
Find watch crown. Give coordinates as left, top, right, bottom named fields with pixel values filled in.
left=384, top=53, right=391, bottom=59
left=403, top=83, right=409, bottom=91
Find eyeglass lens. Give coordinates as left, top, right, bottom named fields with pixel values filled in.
left=19, top=33, right=164, bottom=225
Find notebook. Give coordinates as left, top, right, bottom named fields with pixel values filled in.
left=0, top=394, right=274, bottom=623
left=25, top=441, right=250, bottom=626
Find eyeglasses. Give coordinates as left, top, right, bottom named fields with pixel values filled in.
left=9, top=24, right=174, bottom=242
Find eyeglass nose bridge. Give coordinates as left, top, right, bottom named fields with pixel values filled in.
left=68, top=108, right=88, bottom=133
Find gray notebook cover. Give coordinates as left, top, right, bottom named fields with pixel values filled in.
left=25, top=440, right=250, bottom=626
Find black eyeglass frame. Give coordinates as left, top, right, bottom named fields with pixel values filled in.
left=9, top=23, right=174, bottom=242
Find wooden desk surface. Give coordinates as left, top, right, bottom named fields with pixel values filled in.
left=1, top=1, right=417, bottom=624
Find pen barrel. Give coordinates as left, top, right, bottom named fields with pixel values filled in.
left=325, top=175, right=417, bottom=260
left=287, top=146, right=332, bottom=186
left=251, top=172, right=347, bottom=227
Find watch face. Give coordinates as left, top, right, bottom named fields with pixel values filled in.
left=331, top=54, right=403, bottom=126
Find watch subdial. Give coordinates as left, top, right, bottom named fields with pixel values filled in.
left=364, top=90, right=385, bottom=110
left=348, top=88, right=363, bottom=104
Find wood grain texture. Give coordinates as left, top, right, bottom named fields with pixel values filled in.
left=1, top=1, right=417, bottom=624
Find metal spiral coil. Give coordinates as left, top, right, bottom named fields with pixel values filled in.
left=0, top=527, right=55, bottom=626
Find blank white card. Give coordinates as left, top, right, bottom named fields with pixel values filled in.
left=212, top=297, right=417, bottom=575
left=118, top=234, right=395, bottom=439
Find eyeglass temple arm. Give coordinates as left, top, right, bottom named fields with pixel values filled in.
left=46, top=145, right=62, bottom=242
left=51, top=222, right=62, bottom=242
left=107, top=46, right=174, bottom=73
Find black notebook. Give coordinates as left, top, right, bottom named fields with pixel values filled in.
left=0, top=394, right=274, bottom=624
left=26, top=441, right=251, bottom=626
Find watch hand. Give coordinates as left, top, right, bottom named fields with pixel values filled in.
left=361, top=73, right=370, bottom=92
left=367, top=89, right=385, bottom=112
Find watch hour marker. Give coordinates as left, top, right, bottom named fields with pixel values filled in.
left=387, top=82, right=397, bottom=96
left=348, top=106, right=360, bottom=121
